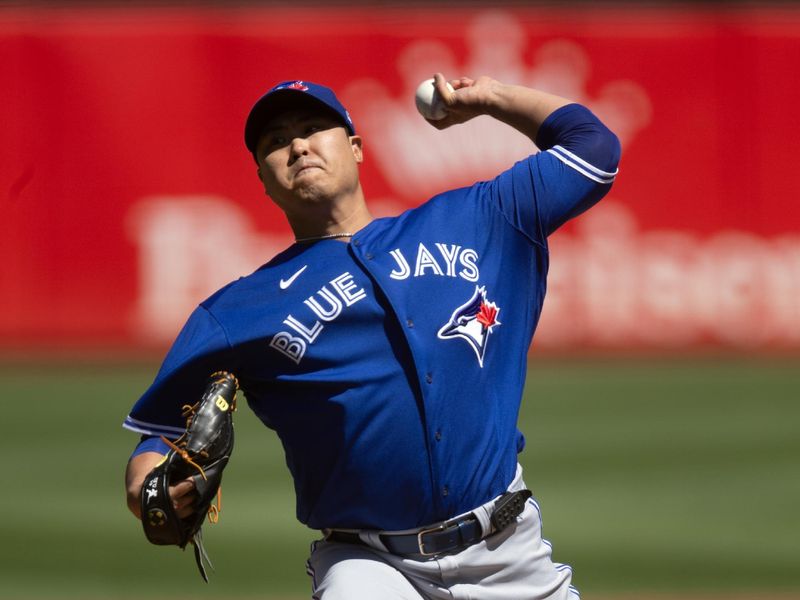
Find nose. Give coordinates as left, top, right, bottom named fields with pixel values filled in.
left=289, top=136, right=310, bottom=162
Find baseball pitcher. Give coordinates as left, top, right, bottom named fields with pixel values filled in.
left=124, top=73, right=620, bottom=598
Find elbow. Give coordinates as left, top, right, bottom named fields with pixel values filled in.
left=607, top=130, right=622, bottom=176
left=593, top=130, right=621, bottom=203
left=583, top=125, right=621, bottom=178
left=543, top=104, right=622, bottom=176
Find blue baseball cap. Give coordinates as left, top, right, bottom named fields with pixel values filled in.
left=244, top=80, right=356, bottom=154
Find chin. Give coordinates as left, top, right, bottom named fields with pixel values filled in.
left=293, top=184, right=332, bottom=204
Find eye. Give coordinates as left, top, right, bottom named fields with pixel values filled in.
left=268, top=135, right=288, bottom=148
left=260, top=135, right=289, bottom=159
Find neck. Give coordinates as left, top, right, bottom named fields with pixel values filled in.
left=288, top=195, right=374, bottom=242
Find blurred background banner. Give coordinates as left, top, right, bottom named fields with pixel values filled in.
left=2, top=3, right=799, bottom=353
left=2, top=5, right=799, bottom=600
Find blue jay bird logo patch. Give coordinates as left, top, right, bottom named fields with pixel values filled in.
left=437, top=285, right=501, bottom=368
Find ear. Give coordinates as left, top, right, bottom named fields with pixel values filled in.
left=350, top=135, right=363, bottom=164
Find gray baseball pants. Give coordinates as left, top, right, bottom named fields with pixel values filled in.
left=307, top=465, right=579, bottom=600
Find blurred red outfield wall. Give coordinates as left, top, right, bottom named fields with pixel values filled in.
left=2, top=5, right=799, bottom=353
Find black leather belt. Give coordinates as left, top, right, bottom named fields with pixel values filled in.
left=327, top=489, right=532, bottom=557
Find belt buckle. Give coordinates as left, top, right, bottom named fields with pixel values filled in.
left=416, top=522, right=447, bottom=556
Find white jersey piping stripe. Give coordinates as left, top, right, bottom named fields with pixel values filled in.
left=546, top=148, right=617, bottom=184
left=547, top=148, right=616, bottom=184
left=123, top=415, right=185, bottom=437
left=123, top=415, right=185, bottom=435
left=550, top=145, right=619, bottom=178
left=548, top=151, right=616, bottom=184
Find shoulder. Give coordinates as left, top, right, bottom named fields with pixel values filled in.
left=200, top=243, right=308, bottom=312
left=358, top=188, right=476, bottom=243
left=384, top=184, right=488, bottom=223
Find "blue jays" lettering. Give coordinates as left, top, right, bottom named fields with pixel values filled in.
left=388, top=243, right=479, bottom=281
left=270, top=272, right=366, bottom=365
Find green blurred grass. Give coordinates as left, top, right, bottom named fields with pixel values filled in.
left=0, top=357, right=798, bottom=598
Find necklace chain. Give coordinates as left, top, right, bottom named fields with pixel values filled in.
left=294, top=232, right=355, bottom=243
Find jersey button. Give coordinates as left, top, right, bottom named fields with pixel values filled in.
left=406, top=319, right=414, bottom=328
left=425, top=373, right=433, bottom=384
left=365, top=252, right=374, bottom=260
left=435, top=431, right=442, bottom=441
left=442, top=486, right=449, bottom=497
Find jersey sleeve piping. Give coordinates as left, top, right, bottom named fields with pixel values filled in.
left=122, top=415, right=185, bottom=438
left=546, top=145, right=618, bottom=184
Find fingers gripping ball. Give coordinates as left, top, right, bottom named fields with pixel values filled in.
left=415, top=78, right=455, bottom=121
left=140, top=371, right=239, bottom=582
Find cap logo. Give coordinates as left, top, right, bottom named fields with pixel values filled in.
left=280, top=81, right=309, bottom=92
left=246, top=79, right=355, bottom=153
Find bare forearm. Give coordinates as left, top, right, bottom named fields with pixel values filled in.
left=125, top=451, right=164, bottom=519
left=125, top=449, right=197, bottom=520
left=431, top=73, right=573, bottom=142
left=482, top=81, right=572, bottom=142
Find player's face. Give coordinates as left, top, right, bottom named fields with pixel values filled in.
left=255, top=108, right=363, bottom=215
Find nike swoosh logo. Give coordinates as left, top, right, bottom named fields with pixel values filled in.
left=280, top=265, right=308, bottom=290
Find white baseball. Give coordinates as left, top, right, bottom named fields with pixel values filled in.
left=415, top=78, right=455, bottom=121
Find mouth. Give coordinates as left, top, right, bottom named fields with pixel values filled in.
left=294, top=163, right=322, bottom=179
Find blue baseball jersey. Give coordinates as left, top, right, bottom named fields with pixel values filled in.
left=124, top=104, right=620, bottom=531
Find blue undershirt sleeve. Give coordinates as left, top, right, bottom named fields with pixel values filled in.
left=130, top=435, right=170, bottom=459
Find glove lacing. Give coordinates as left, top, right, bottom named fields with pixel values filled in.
left=159, top=399, right=229, bottom=525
